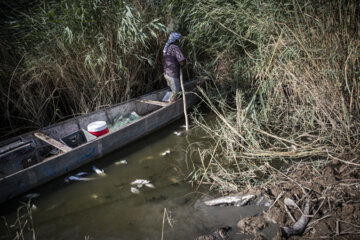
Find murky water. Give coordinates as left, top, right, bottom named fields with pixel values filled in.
left=0, top=118, right=278, bottom=240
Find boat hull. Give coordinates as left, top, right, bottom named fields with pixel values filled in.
left=0, top=81, right=200, bottom=204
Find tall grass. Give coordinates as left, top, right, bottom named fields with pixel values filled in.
left=1, top=0, right=166, bottom=136
left=1, top=0, right=359, bottom=195
left=170, top=0, right=360, bottom=192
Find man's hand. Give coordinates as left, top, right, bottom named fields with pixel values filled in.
left=179, top=60, right=186, bottom=67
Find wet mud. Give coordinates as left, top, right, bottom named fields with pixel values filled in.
left=196, top=155, right=360, bottom=240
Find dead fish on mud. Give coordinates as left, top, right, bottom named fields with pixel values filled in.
left=195, top=227, right=232, bottom=240
left=204, top=194, right=256, bottom=207
left=92, top=166, right=106, bottom=176
left=281, top=200, right=311, bottom=237
left=115, top=160, right=128, bottom=165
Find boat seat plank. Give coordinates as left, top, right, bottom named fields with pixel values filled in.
left=137, top=99, right=169, bottom=107
left=34, top=132, right=72, bottom=153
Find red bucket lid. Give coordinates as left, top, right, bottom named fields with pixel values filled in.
left=87, top=121, right=107, bottom=132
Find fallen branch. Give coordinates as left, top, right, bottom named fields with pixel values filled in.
left=268, top=191, right=285, bottom=210
left=329, top=154, right=360, bottom=167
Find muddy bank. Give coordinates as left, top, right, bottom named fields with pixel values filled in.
left=195, top=155, right=360, bottom=239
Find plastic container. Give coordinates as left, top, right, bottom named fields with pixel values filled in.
left=87, top=121, right=109, bottom=137
left=162, top=91, right=173, bottom=102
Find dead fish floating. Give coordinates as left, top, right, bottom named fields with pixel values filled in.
left=75, top=172, right=89, bottom=177
left=130, top=179, right=155, bottom=194
left=173, top=131, right=182, bottom=136
left=281, top=200, right=311, bottom=238
left=161, top=149, right=171, bottom=156
left=92, top=166, right=106, bottom=176
left=195, top=227, right=232, bottom=240
left=144, top=183, right=155, bottom=188
left=204, top=194, right=256, bottom=207
left=115, top=160, right=128, bottom=165
left=131, top=179, right=155, bottom=189
left=130, top=187, right=140, bottom=194
left=131, top=179, right=149, bottom=188
left=64, top=175, right=95, bottom=183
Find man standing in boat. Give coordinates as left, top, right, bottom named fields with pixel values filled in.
left=163, top=32, right=186, bottom=103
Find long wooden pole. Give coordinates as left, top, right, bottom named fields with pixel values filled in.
left=179, top=68, right=189, bottom=131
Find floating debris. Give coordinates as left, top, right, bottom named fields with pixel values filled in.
left=31, top=204, right=38, bottom=210
left=25, top=193, right=40, bottom=199
left=180, top=124, right=186, bottom=128
left=169, top=177, right=180, bottom=184
left=92, top=166, right=106, bottom=176
left=91, top=194, right=99, bottom=199
left=161, top=149, right=171, bottom=156
left=115, top=160, right=128, bottom=165
left=130, top=187, right=140, bottom=194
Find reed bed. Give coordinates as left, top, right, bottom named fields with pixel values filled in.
left=1, top=0, right=359, bottom=193
left=173, top=0, right=360, bottom=193
left=0, top=0, right=166, bottom=137
left=1, top=1, right=359, bottom=238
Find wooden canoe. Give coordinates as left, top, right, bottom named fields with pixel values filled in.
left=0, top=79, right=200, bottom=204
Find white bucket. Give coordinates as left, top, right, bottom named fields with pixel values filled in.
left=87, top=121, right=109, bottom=137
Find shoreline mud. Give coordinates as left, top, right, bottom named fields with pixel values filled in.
left=195, top=154, right=360, bottom=240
